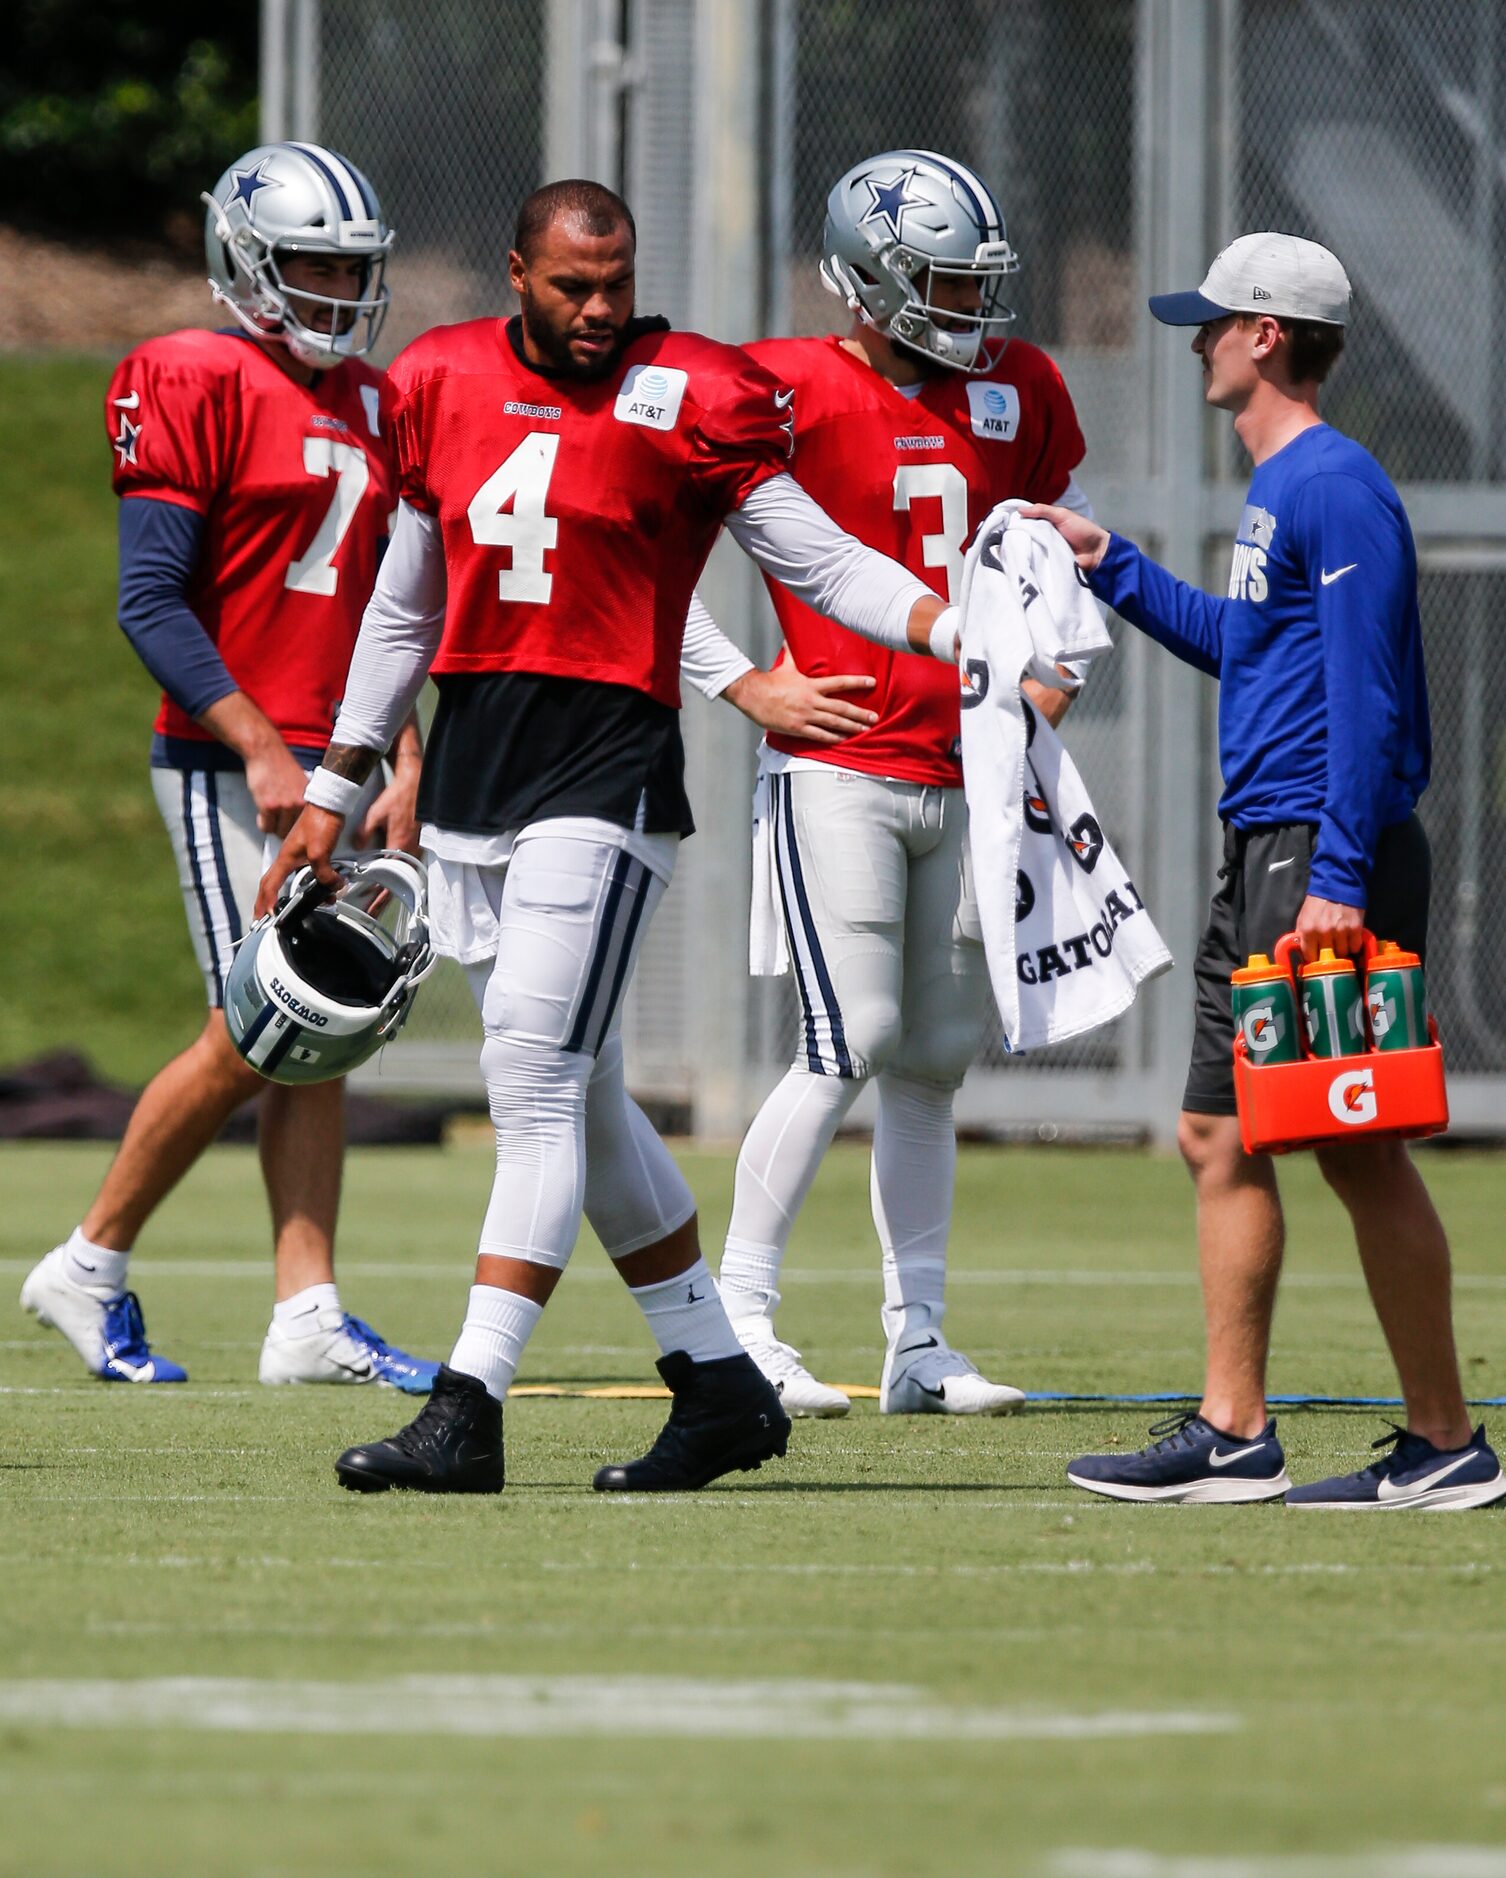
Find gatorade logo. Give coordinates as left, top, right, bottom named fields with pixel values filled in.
left=1067, top=812, right=1104, bottom=874
left=1015, top=869, right=1036, bottom=922
left=1368, top=988, right=1395, bottom=1037
left=1243, top=1004, right=1282, bottom=1054
left=1327, top=1067, right=1378, bottom=1126
left=1024, top=784, right=1053, bottom=833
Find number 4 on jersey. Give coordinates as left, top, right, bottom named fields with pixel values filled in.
left=467, top=432, right=560, bottom=604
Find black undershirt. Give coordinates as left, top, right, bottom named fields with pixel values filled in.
left=420, top=310, right=694, bottom=839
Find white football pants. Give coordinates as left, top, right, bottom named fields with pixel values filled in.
left=723, top=767, right=988, bottom=1345
left=450, top=825, right=696, bottom=1273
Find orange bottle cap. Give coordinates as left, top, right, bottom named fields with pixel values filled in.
left=1231, top=953, right=1285, bottom=985
left=1372, top=940, right=1421, bottom=968
left=1301, top=947, right=1357, bottom=978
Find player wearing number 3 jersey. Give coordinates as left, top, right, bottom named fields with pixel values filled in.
left=682, top=151, right=1089, bottom=1418
left=21, top=144, right=437, bottom=1394
left=261, top=180, right=956, bottom=1495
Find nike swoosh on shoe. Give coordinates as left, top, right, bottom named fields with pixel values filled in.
left=1208, top=1442, right=1270, bottom=1468
left=1377, top=1450, right=1480, bottom=1500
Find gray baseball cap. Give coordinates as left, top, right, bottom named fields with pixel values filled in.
left=1149, top=231, right=1351, bottom=327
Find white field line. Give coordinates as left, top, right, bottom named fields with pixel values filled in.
left=0, top=1675, right=1239, bottom=1743
left=1049, top=1851, right=1506, bottom=1878
left=3, top=1257, right=1505, bottom=1290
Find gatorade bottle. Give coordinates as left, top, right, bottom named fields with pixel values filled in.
left=1300, top=949, right=1367, bottom=1058
left=1231, top=954, right=1302, bottom=1065
left=1366, top=941, right=1428, bottom=1052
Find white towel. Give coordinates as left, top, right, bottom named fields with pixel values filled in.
left=958, top=500, right=1171, bottom=1050
left=748, top=745, right=791, bottom=976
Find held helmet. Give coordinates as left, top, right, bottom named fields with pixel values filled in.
left=202, top=142, right=394, bottom=369
left=224, top=853, right=435, bottom=1086
left=820, top=148, right=1018, bottom=374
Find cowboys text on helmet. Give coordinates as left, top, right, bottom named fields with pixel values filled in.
left=203, top=143, right=394, bottom=369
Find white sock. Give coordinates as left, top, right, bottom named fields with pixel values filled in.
left=871, top=1073, right=956, bottom=1350
left=449, top=1285, right=544, bottom=1402
left=272, top=1283, right=342, bottom=1335
left=64, top=1227, right=129, bottom=1295
left=629, top=1259, right=743, bottom=1363
left=720, top=1067, right=864, bottom=1320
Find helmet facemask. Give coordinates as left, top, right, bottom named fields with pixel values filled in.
left=820, top=149, right=1020, bottom=375
left=204, top=200, right=391, bottom=369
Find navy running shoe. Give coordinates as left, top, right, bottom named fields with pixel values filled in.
left=1286, top=1423, right=1506, bottom=1510
left=1067, top=1409, right=1290, bottom=1504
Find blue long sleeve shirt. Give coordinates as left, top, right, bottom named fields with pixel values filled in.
left=1088, top=424, right=1431, bottom=904
left=117, top=495, right=238, bottom=722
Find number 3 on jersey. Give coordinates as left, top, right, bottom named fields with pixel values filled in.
left=468, top=432, right=560, bottom=604
left=893, top=461, right=968, bottom=604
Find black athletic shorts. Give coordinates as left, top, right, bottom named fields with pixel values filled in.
left=1182, top=814, right=1431, bottom=1116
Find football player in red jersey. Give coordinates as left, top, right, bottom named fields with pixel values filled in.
left=21, top=144, right=437, bottom=1393
left=259, top=179, right=958, bottom=1495
left=681, top=150, right=1093, bottom=1419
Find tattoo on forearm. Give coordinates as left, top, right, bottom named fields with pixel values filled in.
left=321, top=742, right=380, bottom=784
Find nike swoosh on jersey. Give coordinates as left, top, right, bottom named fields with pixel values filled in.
left=1207, top=1442, right=1270, bottom=1468
left=1320, top=563, right=1357, bottom=585
left=113, top=392, right=140, bottom=408
left=1267, top=857, right=1296, bottom=872
left=1376, top=1450, right=1479, bottom=1500
left=773, top=388, right=795, bottom=410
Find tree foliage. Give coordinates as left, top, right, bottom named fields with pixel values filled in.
left=0, top=2, right=257, bottom=244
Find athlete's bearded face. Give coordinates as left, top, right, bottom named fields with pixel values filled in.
left=510, top=217, right=636, bottom=379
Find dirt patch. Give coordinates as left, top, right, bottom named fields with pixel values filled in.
left=0, top=225, right=507, bottom=360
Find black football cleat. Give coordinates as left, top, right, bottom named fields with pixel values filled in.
left=593, top=1349, right=792, bottom=1492
left=335, top=1363, right=504, bottom=1494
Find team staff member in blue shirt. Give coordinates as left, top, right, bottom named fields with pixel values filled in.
left=1028, top=232, right=1503, bottom=1511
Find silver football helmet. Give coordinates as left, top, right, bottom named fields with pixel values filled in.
left=202, top=142, right=393, bottom=369
left=821, top=149, right=1018, bottom=373
left=224, top=853, right=435, bottom=1086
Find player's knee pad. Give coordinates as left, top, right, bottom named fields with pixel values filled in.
left=886, top=1018, right=975, bottom=1090
left=583, top=1035, right=695, bottom=1257
left=828, top=992, right=902, bottom=1081
left=477, top=1032, right=592, bottom=1272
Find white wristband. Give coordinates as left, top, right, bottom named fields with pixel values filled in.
left=303, top=768, right=364, bottom=818
left=927, top=605, right=961, bottom=663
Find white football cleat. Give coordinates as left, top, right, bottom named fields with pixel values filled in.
left=734, top=1321, right=850, bottom=1418
left=20, top=1245, right=187, bottom=1382
left=880, top=1334, right=1025, bottom=1416
left=259, top=1308, right=438, bottom=1394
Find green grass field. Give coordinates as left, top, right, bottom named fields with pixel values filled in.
left=3, top=1137, right=1505, bottom=1876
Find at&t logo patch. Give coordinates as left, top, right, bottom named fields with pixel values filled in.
left=966, top=381, right=1020, bottom=440
left=1327, top=1067, right=1378, bottom=1125
left=614, top=364, right=688, bottom=431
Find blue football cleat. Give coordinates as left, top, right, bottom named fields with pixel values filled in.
left=1067, top=1409, right=1291, bottom=1504
left=1286, top=1423, right=1506, bottom=1510
left=260, top=1306, right=439, bottom=1393
left=21, top=1246, right=187, bottom=1382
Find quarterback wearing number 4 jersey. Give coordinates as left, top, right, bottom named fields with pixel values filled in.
left=683, top=150, right=1089, bottom=1418
left=262, top=180, right=955, bottom=1497
left=21, top=143, right=436, bottom=1394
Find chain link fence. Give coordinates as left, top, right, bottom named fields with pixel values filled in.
left=272, top=0, right=1506, bottom=1132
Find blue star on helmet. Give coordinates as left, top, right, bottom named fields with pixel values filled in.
left=113, top=411, right=141, bottom=467
left=858, top=166, right=925, bottom=242
left=228, top=158, right=279, bottom=209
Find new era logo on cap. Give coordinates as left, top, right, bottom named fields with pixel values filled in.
left=1148, top=231, right=1351, bottom=327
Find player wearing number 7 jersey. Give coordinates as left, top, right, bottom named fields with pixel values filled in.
left=682, top=151, right=1090, bottom=1418
left=259, top=179, right=957, bottom=1495
left=21, top=143, right=437, bottom=1393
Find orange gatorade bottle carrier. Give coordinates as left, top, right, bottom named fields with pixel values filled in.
left=1230, top=929, right=1448, bottom=1155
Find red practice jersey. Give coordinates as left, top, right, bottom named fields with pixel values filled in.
left=389, top=317, right=792, bottom=709
left=752, top=334, right=1085, bottom=786
left=107, top=330, right=398, bottom=751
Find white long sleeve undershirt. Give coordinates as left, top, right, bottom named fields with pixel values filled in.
left=328, top=472, right=934, bottom=756
left=679, top=474, right=1097, bottom=697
